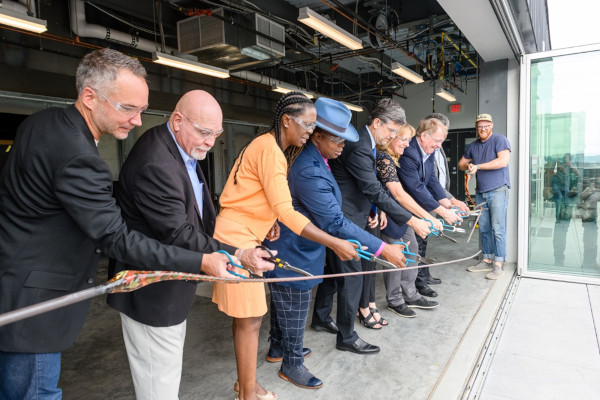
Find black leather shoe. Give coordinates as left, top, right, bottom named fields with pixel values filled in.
left=335, top=338, right=380, bottom=355
left=418, top=286, right=438, bottom=298
left=426, top=276, right=442, bottom=285
left=311, top=320, right=339, bottom=334
left=406, top=297, right=439, bottom=309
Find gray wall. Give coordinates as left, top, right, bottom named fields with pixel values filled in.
left=478, top=59, right=509, bottom=134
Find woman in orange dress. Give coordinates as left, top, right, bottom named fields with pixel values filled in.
left=212, top=92, right=357, bottom=400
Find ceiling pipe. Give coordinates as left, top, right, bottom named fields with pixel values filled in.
left=67, top=0, right=316, bottom=95
left=68, top=0, right=174, bottom=53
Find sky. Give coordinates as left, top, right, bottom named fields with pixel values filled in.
left=547, top=0, right=600, bottom=49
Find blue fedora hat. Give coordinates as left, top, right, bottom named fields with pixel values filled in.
left=314, top=98, right=359, bottom=142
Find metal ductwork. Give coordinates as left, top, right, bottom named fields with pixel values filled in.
left=177, top=9, right=285, bottom=71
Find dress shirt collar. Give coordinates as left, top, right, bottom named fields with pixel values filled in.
left=365, top=125, right=376, bottom=151
left=168, top=122, right=194, bottom=165
left=416, top=137, right=431, bottom=161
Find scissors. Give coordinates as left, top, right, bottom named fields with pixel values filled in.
left=256, top=245, right=314, bottom=277
left=391, top=241, right=437, bottom=265
left=217, top=250, right=261, bottom=279
left=424, top=219, right=458, bottom=243
left=437, top=218, right=466, bottom=233
left=347, top=239, right=400, bottom=269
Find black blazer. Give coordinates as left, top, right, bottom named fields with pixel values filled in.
left=328, top=125, right=412, bottom=228
left=107, top=123, right=235, bottom=326
left=398, top=137, right=447, bottom=211
left=0, top=107, right=204, bottom=353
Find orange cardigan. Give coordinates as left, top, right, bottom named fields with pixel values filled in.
left=218, top=133, right=310, bottom=241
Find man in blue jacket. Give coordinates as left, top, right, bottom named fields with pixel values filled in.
left=399, top=118, right=462, bottom=297
left=265, top=98, right=407, bottom=389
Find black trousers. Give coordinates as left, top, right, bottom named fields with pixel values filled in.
left=415, top=235, right=432, bottom=289
left=312, top=249, right=362, bottom=345
left=359, top=223, right=379, bottom=309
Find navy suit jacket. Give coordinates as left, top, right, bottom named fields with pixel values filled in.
left=265, top=141, right=382, bottom=290
left=399, top=137, right=447, bottom=212
left=107, top=123, right=235, bottom=326
left=328, top=125, right=412, bottom=228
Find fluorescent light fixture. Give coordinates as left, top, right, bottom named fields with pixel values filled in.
left=391, top=62, right=424, bottom=84
left=298, top=7, right=362, bottom=50
left=240, top=46, right=271, bottom=61
left=0, top=8, right=47, bottom=33
left=436, top=88, right=457, bottom=102
left=272, top=83, right=315, bottom=99
left=341, top=101, right=363, bottom=112
left=152, top=52, right=229, bottom=79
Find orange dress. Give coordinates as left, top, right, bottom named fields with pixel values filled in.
left=212, top=134, right=310, bottom=318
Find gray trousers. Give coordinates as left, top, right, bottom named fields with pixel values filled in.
left=381, top=228, right=421, bottom=307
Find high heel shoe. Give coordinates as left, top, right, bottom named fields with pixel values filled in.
left=234, top=381, right=278, bottom=400
left=357, top=310, right=382, bottom=330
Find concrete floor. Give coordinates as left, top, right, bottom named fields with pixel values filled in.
left=59, top=231, right=510, bottom=400
left=479, top=278, right=600, bottom=400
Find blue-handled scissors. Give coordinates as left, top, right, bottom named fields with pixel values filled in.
left=347, top=239, right=399, bottom=269
left=424, top=219, right=458, bottom=243
left=437, top=218, right=466, bottom=233
left=392, top=241, right=418, bottom=264
left=217, top=250, right=261, bottom=279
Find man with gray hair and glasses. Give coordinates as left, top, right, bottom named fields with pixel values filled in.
left=412, top=113, right=469, bottom=297
left=0, top=48, right=257, bottom=399
left=312, top=98, right=431, bottom=355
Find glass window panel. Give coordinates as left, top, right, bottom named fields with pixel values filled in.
left=528, top=49, right=600, bottom=277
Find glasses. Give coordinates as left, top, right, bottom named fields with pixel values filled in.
left=426, top=132, right=445, bottom=144
left=385, top=124, right=400, bottom=136
left=321, top=132, right=345, bottom=145
left=476, top=124, right=492, bottom=131
left=93, top=88, right=148, bottom=117
left=181, top=113, right=224, bottom=138
left=290, top=115, right=317, bottom=132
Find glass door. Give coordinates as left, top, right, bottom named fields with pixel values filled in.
left=519, top=44, right=600, bottom=282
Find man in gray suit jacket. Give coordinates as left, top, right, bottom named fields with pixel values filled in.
left=0, top=49, right=253, bottom=399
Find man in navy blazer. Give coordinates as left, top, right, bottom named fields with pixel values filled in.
left=107, top=90, right=272, bottom=399
left=398, top=118, right=461, bottom=221
left=399, top=119, right=462, bottom=298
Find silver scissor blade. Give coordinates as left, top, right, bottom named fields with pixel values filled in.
left=282, top=263, right=313, bottom=276
left=439, top=232, right=458, bottom=243
left=372, top=257, right=399, bottom=269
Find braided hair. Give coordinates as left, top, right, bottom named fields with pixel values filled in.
left=233, top=91, right=315, bottom=184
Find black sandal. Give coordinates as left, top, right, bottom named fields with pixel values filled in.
left=370, top=307, right=388, bottom=326
left=357, top=311, right=382, bottom=330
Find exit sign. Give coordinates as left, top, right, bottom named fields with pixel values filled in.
left=449, top=104, right=462, bottom=113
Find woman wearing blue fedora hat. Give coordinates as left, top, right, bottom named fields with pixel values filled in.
left=264, top=98, right=407, bottom=389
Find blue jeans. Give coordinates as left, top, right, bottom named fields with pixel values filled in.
left=0, top=351, right=62, bottom=399
left=476, top=185, right=509, bottom=263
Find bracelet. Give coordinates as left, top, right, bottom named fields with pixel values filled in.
left=477, top=164, right=481, bottom=171
left=237, top=248, right=245, bottom=264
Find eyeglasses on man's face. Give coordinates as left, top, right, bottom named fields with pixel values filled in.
left=384, top=124, right=400, bottom=136
left=181, top=113, right=224, bottom=138
left=321, top=132, right=345, bottom=145
left=93, top=88, right=148, bottom=117
left=426, top=132, right=445, bottom=144
left=290, top=115, right=317, bottom=132
left=476, top=124, right=492, bottom=131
